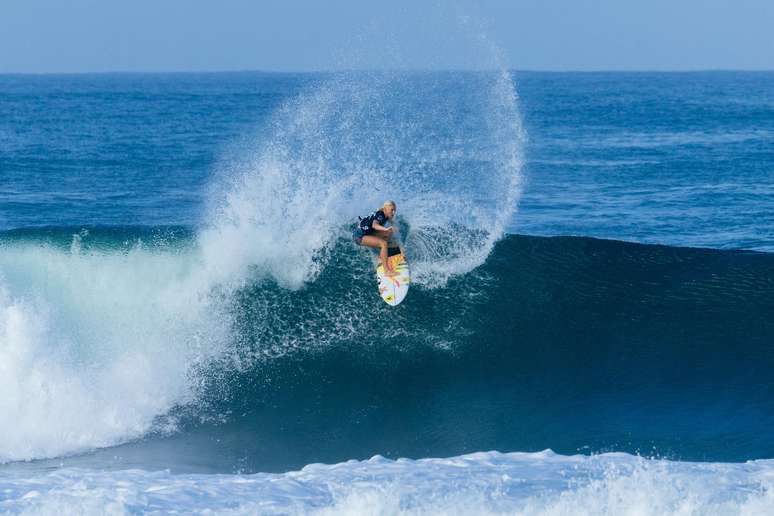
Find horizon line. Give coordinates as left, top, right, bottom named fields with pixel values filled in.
left=1, top=68, right=773, bottom=77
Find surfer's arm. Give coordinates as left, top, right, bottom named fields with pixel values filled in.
left=372, top=222, right=392, bottom=232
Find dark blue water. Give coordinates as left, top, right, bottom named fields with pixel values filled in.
left=3, top=72, right=773, bottom=249
left=518, top=72, right=774, bottom=251
left=1, top=71, right=773, bottom=477
left=0, top=73, right=301, bottom=228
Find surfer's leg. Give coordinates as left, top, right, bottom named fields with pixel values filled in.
left=352, top=227, right=366, bottom=245
left=360, top=235, right=394, bottom=273
left=372, top=228, right=392, bottom=239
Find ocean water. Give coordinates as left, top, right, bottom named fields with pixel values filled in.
left=1, top=70, right=774, bottom=514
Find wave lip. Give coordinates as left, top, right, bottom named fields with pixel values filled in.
left=2, top=451, right=774, bottom=515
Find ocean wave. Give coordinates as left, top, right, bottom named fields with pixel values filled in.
left=2, top=228, right=773, bottom=469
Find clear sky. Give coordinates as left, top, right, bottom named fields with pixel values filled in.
left=1, top=0, right=772, bottom=73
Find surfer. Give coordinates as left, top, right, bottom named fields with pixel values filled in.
left=353, top=200, right=400, bottom=274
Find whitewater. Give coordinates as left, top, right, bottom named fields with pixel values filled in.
left=4, top=452, right=774, bottom=515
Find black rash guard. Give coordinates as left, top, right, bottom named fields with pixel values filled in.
left=358, top=210, right=387, bottom=235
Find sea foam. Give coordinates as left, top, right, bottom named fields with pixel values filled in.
left=2, top=450, right=773, bottom=515
left=0, top=240, right=228, bottom=463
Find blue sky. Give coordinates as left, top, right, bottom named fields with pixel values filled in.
left=1, top=0, right=772, bottom=73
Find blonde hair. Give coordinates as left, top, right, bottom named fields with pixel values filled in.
left=380, top=200, right=396, bottom=212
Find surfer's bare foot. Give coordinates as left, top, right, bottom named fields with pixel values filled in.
left=380, top=259, right=396, bottom=275
left=382, top=262, right=395, bottom=275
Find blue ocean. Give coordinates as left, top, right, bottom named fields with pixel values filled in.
left=1, top=70, right=774, bottom=514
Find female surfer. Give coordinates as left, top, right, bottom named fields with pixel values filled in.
left=353, top=200, right=399, bottom=274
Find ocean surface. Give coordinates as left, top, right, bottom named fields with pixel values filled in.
left=1, top=70, right=774, bottom=514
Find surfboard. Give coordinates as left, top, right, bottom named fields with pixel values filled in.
left=376, top=246, right=410, bottom=306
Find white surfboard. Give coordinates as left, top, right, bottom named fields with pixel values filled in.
left=376, top=246, right=410, bottom=306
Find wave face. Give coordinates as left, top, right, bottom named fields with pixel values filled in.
left=171, top=232, right=774, bottom=472
left=2, top=228, right=773, bottom=473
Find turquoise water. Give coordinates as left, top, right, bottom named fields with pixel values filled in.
left=1, top=71, right=774, bottom=513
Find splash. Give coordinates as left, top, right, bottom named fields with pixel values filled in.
left=203, top=69, right=525, bottom=288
